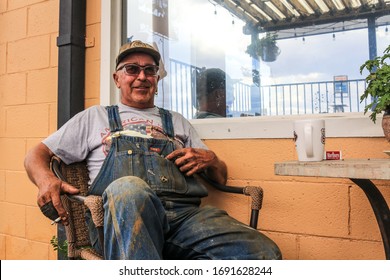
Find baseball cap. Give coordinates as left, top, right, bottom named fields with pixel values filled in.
left=115, top=40, right=161, bottom=68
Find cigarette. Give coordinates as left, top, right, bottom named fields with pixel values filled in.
left=51, top=217, right=61, bottom=225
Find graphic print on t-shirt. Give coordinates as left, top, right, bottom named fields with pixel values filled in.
left=100, top=118, right=184, bottom=156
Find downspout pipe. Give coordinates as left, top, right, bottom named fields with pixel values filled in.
left=56, top=0, right=86, bottom=259
left=57, top=0, right=86, bottom=127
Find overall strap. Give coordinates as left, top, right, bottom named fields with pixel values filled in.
left=106, top=105, right=123, bottom=132
left=158, top=107, right=175, bottom=138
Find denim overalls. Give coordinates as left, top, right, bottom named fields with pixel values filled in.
left=89, top=105, right=207, bottom=199
left=86, top=105, right=282, bottom=260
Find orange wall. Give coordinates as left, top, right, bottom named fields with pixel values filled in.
left=0, top=0, right=389, bottom=260
left=0, top=0, right=100, bottom=260
left=203, top=138, right=390, bottom=259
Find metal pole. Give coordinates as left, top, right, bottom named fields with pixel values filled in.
left=367, top=16, right=377, bottom=61
left=57, top=0, right=86, bottom=127
left=56, top=0, right=86, bottom=259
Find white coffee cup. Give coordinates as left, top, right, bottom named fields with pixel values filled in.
left=293, top=119, right=325, bottom=161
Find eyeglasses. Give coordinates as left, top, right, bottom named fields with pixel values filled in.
left=117, top=63, right=159, bottom=76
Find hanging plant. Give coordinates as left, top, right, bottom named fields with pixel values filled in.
left=246, top=32, right=281, bottom=62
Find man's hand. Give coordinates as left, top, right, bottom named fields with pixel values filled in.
left=25, top=143, right=79, bottom=226
left=37, top=176, right=79, bottom=226
left=166, top=148, right=227, bottom=184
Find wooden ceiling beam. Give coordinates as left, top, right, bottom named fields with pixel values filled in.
left=218, top=0, right=390, bottom=33
left=360, top=0, right=370, bottom=6
left=251, top=0, right=284, bottom=21
left=220, top=0, right=259, bottom=26
left=286, top=0, right=313, bottom=16
left=339, top=0, right=350, bottom=10
left=378, top=0, right=390, bottom=7
left=322, top=0, right=337, bottom=12
left=269, top=0, right=296, bottom=19
left=230, top=0, right=268, bottom=21
left=253, top=6, right=390, bottom=32
left=305, top=0, right=325, bottom=14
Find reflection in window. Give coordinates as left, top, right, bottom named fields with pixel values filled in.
left=124, top=0, right=390, bottom=119
left=193, top=68, right=235, bottom=119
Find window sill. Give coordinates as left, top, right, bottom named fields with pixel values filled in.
left=190, top=113, right=383, bottom=139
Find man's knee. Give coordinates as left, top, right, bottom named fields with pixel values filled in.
left=262, top=240, right=282, bottom=260
left=247, top=230, right=282, bottom=260
left=103, top=176, right=153, bottom=202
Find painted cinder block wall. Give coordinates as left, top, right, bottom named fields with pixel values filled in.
left=0, top=0, right=389, bottom=260
left=203, top=138, right=390, bottom=260
left=0, top=0, right=100, bottom=260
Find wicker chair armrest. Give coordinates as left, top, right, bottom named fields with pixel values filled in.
left=79, top=247, right=104, bottom=260
left=197, top=173, right=264, bottom=229
left=51, top=156, right=66, bottom=181
left=83, top=195, right=104, bottom=227
left=198, top=173, right=244, bottom=194
left=243, top=186, right=264, bottom=211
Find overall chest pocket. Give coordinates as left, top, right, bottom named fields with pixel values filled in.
left=113, top=149, right=188, bottom=195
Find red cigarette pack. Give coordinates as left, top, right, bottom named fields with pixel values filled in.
left=326, top=151, right=342, bottom=160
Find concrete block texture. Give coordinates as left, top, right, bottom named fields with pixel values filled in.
left=25, top=206, right=57, bottom=243
left=0, top=234, right=5, bottom=259
left=7, top=36, right=50, bottom=73
left=8, top=0, right=49, bottom=11
left=204, top=138, right=390, bottom=260
left=4, top=104, right=50, bottom=138
left=298, top=235, right=384, bottom=260
left=27, top=68, right=57, bottom=104
left=5, top=171, right=37, bottom=206
left=5, top=235, right=50, bottom=260
left=0, top=73, right=27, bottom=105
left=0, top=44, right=6, bottom=74
left=0, top=138, right=26, bottom=170
left=0, top=202, right=26, bottom=237
left=0, top=8, right=27, bottom=43
left=0, top=170, right=5, bottom=201
left=85, top=60, right=100, bottom=99
left=27, top=1, right=59, bottom=36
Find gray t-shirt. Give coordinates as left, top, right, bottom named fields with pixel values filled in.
left=43, top=103, right=207, bottom=184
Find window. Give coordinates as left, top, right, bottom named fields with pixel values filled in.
left=120, top=0, right=390, bottom=120
left=100, top=1, right=388, bottom=139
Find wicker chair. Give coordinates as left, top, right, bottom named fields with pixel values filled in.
left=49, top=156, right=264, bottom=260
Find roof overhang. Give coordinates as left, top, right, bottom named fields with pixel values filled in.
left=214, top=0, right=390, bottom=38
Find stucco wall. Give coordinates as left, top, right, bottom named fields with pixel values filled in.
left=0, top=0, right=389, bottom=260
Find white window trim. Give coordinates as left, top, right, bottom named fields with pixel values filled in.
left=190, top=112, right=383, bottom=139
left=100, top=0, right=121, bottom=106
left=100, top=2, right=384, bottom=140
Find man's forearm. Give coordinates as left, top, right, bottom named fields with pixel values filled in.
left=24, top=143, right=55, bottom=188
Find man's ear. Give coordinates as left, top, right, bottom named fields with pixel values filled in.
left=113, top=72, right=120, bottom=88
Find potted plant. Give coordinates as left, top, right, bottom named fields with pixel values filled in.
left=360, top=44, right=390, bottom=140
left=246, top=32, right=281, bottom=62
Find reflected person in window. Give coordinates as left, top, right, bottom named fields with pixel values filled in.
left=24, top=40, right=281, bottom=260
left=195, top=68, right=234, bottom=119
